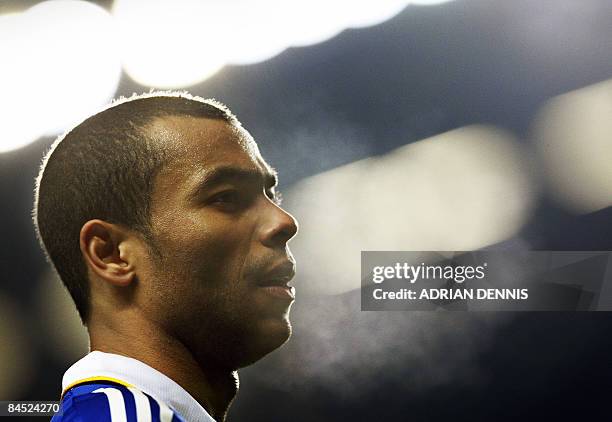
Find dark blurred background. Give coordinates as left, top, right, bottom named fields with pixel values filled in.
left=1, top=0, right=612, bottom=420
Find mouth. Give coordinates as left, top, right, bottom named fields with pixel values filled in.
left=259, top=285, right=296, bottom=300
left=258, top=262, right=296, bottom=301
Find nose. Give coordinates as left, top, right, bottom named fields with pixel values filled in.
left=260, top=203, right=299, bottom=248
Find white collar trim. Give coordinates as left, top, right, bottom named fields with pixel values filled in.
left=62, top=351, right=215, bottom=422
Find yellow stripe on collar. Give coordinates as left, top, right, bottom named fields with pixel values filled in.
left=61, top=376, right=133, bottom=399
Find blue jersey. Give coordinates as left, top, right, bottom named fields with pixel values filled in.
left=52, top=379, right=185, bottom=422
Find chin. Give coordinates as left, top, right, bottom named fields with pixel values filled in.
left=237, top=317, right=292, bottom=368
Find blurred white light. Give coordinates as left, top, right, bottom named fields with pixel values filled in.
left=534, top=79, right=612, bottom=213
left=111, top=0, right=444, bottom=79
left=224, top=0, right=411, bottom=64
left=411, top=0, right=455, bottom=5
left=345, top=0, right=411, bottom=29
left=0, top=1, right=121, bottom=153
left=0, top=0, right=458, bottom=140
left=285, top=125, right=536, bottom=295
left=0, top=13, right=40, bottom=153
left=217, top=0, right=295, bottom=65
left=113, top=0, right=226, bottom=88
left=276, top=0, right=358, bottom=48
left=285, top=0, right=410, bottom=48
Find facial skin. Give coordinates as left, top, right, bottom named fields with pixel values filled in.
left=141, top=115, right=299, bottom=368
left=82, top=115, right=298, bottom=420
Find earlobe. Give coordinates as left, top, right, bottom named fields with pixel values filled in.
left=80, top=220, right=136, bottom=287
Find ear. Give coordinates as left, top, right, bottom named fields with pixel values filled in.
left=79, top=219, right=139, bottom=287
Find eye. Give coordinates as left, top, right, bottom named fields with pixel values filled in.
left=214, top=190, right=237, bottom=201
left=209, top=190, right=241, bottom=208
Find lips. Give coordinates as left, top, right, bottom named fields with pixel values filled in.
left=258, top=261, right=296, bottom=300
left=258, top=261, right=296, bottom=288
left=259, top=285, right=296, bottom=300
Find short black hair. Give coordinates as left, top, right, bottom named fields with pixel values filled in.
left=33, top=92, right=238, bottom=324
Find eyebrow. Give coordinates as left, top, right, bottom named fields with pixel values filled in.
left=188, top=165, right=278, bottom=200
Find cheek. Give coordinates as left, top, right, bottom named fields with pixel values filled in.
left=153, top=212, right=254, bottom=288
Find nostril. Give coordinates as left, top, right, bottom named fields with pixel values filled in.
left=261, top=210, right=298, bottom=248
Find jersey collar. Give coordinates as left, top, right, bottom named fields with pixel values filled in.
left=62, top=350, right=216, bottom=422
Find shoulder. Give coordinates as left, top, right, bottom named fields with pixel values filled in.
left=52, top=381, right=185, bottom=422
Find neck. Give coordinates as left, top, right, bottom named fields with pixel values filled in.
left=88, top=310, right=237, bottom=421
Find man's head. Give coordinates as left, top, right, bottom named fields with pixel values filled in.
left=34, top=92, right=298, bottom=368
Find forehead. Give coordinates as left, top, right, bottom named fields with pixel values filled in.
left=148, top=114, right=263, bottom=167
